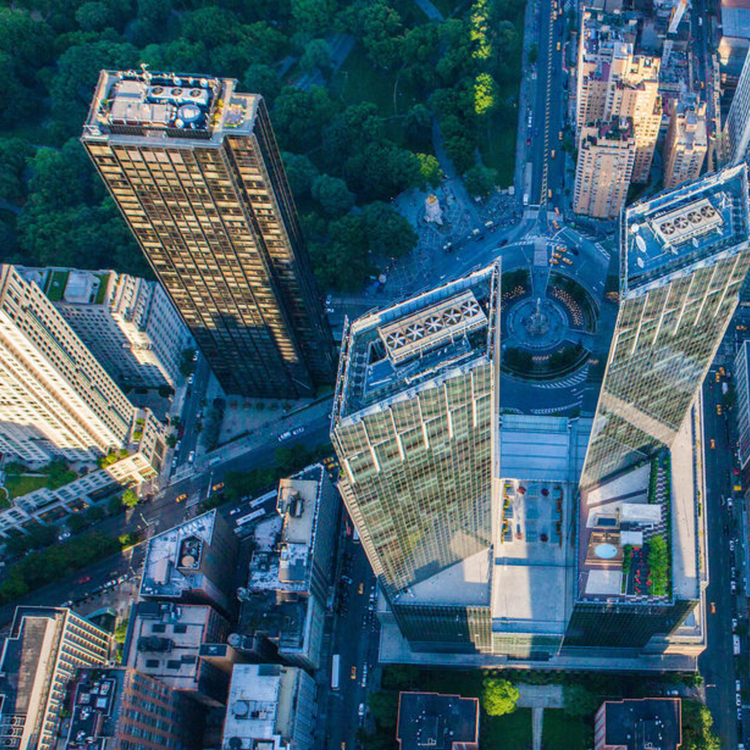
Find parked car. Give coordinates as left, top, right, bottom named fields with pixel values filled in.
left=292, top=426, right=305, bottom=437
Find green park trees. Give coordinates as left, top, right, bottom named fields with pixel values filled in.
left=482, top=677, right=520, bottom=716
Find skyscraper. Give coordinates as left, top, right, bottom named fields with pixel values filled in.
left=82, top=69, right=334, bottom=398
left=573, top=119, right=637, bottom=219
left=567, top=165, right=750, bottom=650
left=331, top=264, right=500, bottom=652
left=581, top=164, right=750, bottom=488
left=725, top=48, right=750, bottom=166
left=0, top=264, right=135, bottom=463
left=663, top=96, right=708, bottom=191
left=0, top=606, right=110, bottom=750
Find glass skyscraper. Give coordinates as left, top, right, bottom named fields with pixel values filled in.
left=82, top=69, right=334, bottom=398
left=331, top=264, right=500, bottom=651
left=582, top=164, right=750, bottom=489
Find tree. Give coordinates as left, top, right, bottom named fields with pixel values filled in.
left=311, top=174, right=355, bottom=216
left=464, top=165, right=497, bottom=197
left=273, top=86, right=335, bottom=152
left=563, top=685, right=599, bottom=717
left=482, top=678, right=519, bottom=716
left=415, top=154, right=443, bottom=190
left=165, top=433, right=177, bottom=448
left=67, top=514, right=89, bottom=535
left=355, top=0, right=405, bottom=69
left=85, top=505, right=105, bottom=523
left=291, top=0, right=337, bottom=37
left=282, top=152, right=319, bottom=197
left=309, top=214, right=372, bottom=291
left=300, top=38, right=332, bottom=73
left=344, top=143, right=420, bottom=202
left=114, top=617, right=129, bottom=644
left=528, top=42, right=539, bottom=65
left=403, top=104, right=432, bottom=148
left=362, top=202, right=417, bottom=258
left=243, top=63, right=281, bottom=103
left=121, top=489, right=139, bottom=509
left=681, top=700, right=720, bottom=750
left=474, top=72, right=498, bottom=116
left=0, top=139, right=33, bottom=203
left=108, top=495, right=124, bottom=516
left=75, top=2, right=112, bottom=31
left=647, top=534, right=669, bottom=596
left=367, top=691, right=399, bottom=729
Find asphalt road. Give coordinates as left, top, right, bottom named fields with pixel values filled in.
left=529, top=0, right=567, bottom=207
left=700, top=364, right=744, bottom=749
left=325, top=534, right=379, bottom=750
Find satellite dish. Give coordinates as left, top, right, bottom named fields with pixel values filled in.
left=630, top=223, right=640, bottom=234
left=635, top=235, right=647, bottom=253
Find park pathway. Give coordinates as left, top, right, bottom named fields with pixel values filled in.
left=516, top=684, right=564, bottom=750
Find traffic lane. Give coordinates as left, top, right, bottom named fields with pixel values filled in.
left=700, top=375, right=739, bottom=749
left=0, top=542, right=145, bottom=631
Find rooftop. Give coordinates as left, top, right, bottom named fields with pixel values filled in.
left=334, top=264, right=499, bottom=420
left=221, top=664, right=294, bottom=750
left=83, top=69, right=260, bottom=144
left=140, top=510, right=217, bottom=599
left=127, top=602, right=214, bottom=686
left=64, top=668, right=125, bottom=750
left=623, top=163, right=750, bottom=295
left=600, top=698, right=681, bottom=750
left=248, top=465, right=325, bottom=594
left=396, top=692, right=479, bottom=750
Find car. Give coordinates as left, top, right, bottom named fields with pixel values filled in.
left=61, top=599, right=73, bottom=608
left=551, top=150, right=556, bottom=159
left=557, top=41, right=561, bottom=50
left=188, top=451, right=195, bottom=464
left=717, top=404, right=722, bottom=415
left=176, top=493, right=188, bottom=503
left=192, top=350, right=199, bottom=361
left=196, top=410, right=203, bottom=420
left=212, top=482, right=225, bottom=492
left=77, top=575, right=91, bottom=585
left=326, top=307, right=335, bottom=313
left=571, top=247, right=580, bottom=255
left=559, top=130, right=563, bottom=140
left=341, top=575, right=353, bottom=585
left=710, top=601, right=716, bottom=613
left=738, top=693, right=743, bottom=707
left=739, top=706, right=744, bottom=720
left=716, top=372, right=721, bottom=382
left=188, top=373, right=195, bottom=385
left=710, top=439, right=715, bottom=449
left=361, top=664, right=368, bottom=687
left=351, top=666, right=357, bottom=680
left=172, top=456, right=178, bottom=468
left=230, top=507, right=243, bottom=516
left=720, top=366, right=726, bottom=376
left=58, top=530, right=71, bottom=541
left=526, top=137, right=531, bottom=146
left=562, top=257, right=573, bottom=265
left=738, top=324, right=748, bottom=331
left=731, top=539, right=736, bottom=551
left=738, top=680, right=743, bottom=692
left=341, top=744, right=346, bottom=750
left=732, top=580, right=738, bottom=593
left=358, top=702, right=365, bottom=718
left=278, top=431, right=292, bottom=442
left=499, top=238, right=509, bottom=247
left=358, top=582, right=365, bottom=594
left=292, top=426, right=305, bottom=437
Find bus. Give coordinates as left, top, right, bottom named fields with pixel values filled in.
left=250, top=490, right=277, bottom=508
left=331, top=654, right=340, bottom=691
left=353, top=527, right=360, bottom=544
left=235, top=508, right=265, bottom=529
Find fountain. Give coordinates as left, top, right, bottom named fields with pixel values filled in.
left=523, top=297, right=551, bottom=337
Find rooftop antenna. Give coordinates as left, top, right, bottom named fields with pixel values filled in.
left=140, top=63, right=152, bottom=83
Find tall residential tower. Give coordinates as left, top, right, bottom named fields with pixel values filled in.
left=82, top=69, right=334, bottom=398
left=331, top=265, right=501, bottom=653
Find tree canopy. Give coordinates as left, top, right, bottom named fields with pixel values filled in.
left=481, top=678, right=520, bottom=716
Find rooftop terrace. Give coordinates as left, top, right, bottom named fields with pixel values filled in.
left=623, top=163, right=750, bottom=294
left=83, top=68, right=259, bottom=143
left=334, top=264, right=499, bottom=420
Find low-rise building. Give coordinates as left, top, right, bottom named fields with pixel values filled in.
left=594, top=698, right=681, bottom=750
left=63, top=666, right=201, bottom=750
left=238, top=465, right=338, bottom=670
left=396, top=692, right=479, bottom=750
left=0, top=606, right=110, bottom=750
left=221, top=664, right=316, bottom=750
left=140, top=510, right=238, bottom=615
left=125, top=601, right=230, bottom=707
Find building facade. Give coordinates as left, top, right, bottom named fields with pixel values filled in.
left=663, top=97, right=708, bottom=191
left=0, top=265, right=135, bottom=463
left=568, top=165, right=750, bottom=650
left=573, top=120, right=637, bottom=219
left=82, top=69, right=335, bottom=398
left=48, top=268, right=192, bottom=388
left=735, top=340, right=750, bottom=471
left=581, top=164, right=750, bottom=488
left=331, top=265, right=501, bottom=652
left=0, top=607, right=110, bottom=750
left=64, top=667, right=200, bottom=750
left=725, top=36, right=750, bottom=166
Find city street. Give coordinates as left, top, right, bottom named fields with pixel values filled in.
left=700, top=362, right=745, bottom=749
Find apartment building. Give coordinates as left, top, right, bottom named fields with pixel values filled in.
left=663, top=96, right=708, bottom=190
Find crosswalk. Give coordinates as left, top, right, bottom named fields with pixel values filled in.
left=533, top=367, right=589, bottom=389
